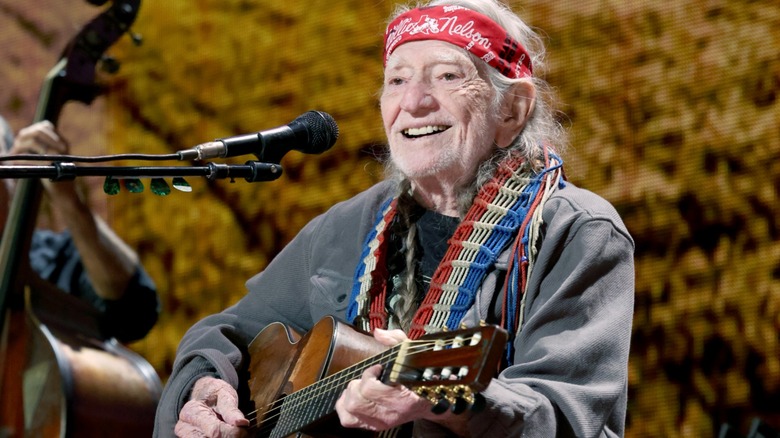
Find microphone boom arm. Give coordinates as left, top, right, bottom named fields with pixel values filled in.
left=0, top=161, right=283, bottom=183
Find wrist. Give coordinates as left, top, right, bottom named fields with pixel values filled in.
left=46, top=183, right=88, bottom=216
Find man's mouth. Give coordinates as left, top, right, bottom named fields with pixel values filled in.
left=402, top=125, right=450, bottom=138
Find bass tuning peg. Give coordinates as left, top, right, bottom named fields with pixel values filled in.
left=129, top=30, right=143, bottom=46
left=100, top=55, right=120, bottom=74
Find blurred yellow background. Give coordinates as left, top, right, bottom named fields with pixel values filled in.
left=1, top=0, right=778, bottom=436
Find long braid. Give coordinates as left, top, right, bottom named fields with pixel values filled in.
left=390, top=179, right=420, bottom=331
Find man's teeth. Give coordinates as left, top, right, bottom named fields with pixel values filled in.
left=403, top=125, right=448, bottom=137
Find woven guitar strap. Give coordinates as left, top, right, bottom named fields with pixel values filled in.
left=347, top=152, right=564, bottom=344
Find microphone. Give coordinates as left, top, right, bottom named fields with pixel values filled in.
left=178, top=111, right=338, bottom=163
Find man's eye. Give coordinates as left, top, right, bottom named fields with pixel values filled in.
left=388, top=77, right=405, bottom=86
left=442, top=73, right=459, bottom=81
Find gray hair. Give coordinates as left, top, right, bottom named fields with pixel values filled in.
left=383, top=0, right=569, bottom=211
left=380, top=2, right=570, bottom=321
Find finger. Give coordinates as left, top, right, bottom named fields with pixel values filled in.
left=179, top=401, right=247, bottom=438
left=335, top=392, right=378, bottom=431
left=174, top=421, right=208, bottom=438
left=214, top=390, right=249, bottom=427
left=361, top=364, right=382, bottom=381
left=189, top=378, right=249, bottom=428
left=207, top=422, right=248, bottom=438
left=179, top=400, right=219, bottom=425
left=191, top=377, right=232, bottom=403
left=175, top=419, right=247, bottom=438
left=31, top=125, right=67, bottom=153
left=15, top=122, right=67, bottom=155
left=373, top=328, right=408, bottom=346
left=341, top=379, right=369, bottom=407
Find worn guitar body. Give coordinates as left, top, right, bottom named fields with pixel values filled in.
left=247, top=317, right=386, bottom=438
left=246, top=316, right=507, bottom=438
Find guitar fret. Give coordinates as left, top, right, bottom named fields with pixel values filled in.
left=270, top=395, right=293, bottom=438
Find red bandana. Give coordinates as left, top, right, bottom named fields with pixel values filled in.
left=383, top=5, right=533, bottom=79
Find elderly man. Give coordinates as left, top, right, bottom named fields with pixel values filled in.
left=156, top=0, right=634, bottom=436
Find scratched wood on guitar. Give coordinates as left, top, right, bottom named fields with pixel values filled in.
left=246, top=316, right=507, bottom=438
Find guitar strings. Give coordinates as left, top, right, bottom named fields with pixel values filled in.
left=249, top=343, right=406, bottom=436
left=248, top=341, right=442, bottom=437
left=245, top=336, right=473, bottom=434
left=247, top=342, right=404, bottom=434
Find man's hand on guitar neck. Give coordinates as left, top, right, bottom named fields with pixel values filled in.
left=335, top=329, right=472, bottom=436
left=175, top=376, right=250, bottom=438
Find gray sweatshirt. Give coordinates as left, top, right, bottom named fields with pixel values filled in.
left=154, top=180, right=635, bottom=438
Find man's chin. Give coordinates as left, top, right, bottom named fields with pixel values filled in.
left=390, top=155, right=453, bottom=180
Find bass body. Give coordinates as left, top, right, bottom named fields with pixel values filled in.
left=1, top=276, right=161, bottom=437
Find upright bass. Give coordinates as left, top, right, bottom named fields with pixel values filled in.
left=0, top=1, right=162, bottom=436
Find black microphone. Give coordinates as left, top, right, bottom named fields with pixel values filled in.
left=178, top=111, right=338, bottom=163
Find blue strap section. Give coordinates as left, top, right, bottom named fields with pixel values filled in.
left=503, top=154, right=565, bottom=365
left=346, top=197, right=394, bottom=324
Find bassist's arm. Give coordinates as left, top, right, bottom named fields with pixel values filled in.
left=13, top=121, right=139, bottom=301
left=9, top=121, right=159, bottom=342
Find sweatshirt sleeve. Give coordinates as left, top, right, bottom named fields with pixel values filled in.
left=467, top=192, right=635, bottom=437
left=152, top=213, right=323, bottom=437
left=153, top=182, right=395, bottom=438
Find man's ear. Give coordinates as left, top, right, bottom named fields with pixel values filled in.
left=495, top=80, right=536, bottom=148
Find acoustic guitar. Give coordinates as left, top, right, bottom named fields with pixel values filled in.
left=246, top=316, right=507, bottom=437
left=0, top=1, right=162, bottom=436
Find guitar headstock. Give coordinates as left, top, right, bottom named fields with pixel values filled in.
left=383, top=324, right=508, bottom=414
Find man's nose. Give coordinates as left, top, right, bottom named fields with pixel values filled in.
left=399, top=80, right=437, bottom=114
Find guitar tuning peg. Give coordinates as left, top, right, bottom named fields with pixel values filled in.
left=470, top=393, right=486, bottom=413
left=450, top=396, right=469, bottom=414
left=418, top=385, right=447, bottom=414
left=416, top=387, right=441, bottom=408
left=416, top=387, right=434, bottom=401
left=453, top=385, right=473, bottom=403
left=479, top=319, right=487, bottom=327
left=430, top=394, right=450, bottom=415
left=460, top=322, right=468, bottom=330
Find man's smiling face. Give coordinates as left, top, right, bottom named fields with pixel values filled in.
left=380, top=40, right=501, bottom=184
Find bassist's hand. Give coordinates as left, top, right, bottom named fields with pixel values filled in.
left=175, top=376, right=250, bottom=438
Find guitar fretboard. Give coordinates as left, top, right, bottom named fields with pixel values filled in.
left=267, top=346, right=400, bottom=438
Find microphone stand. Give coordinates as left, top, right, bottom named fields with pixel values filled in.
left=0, top=161, right=283, bottom=183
